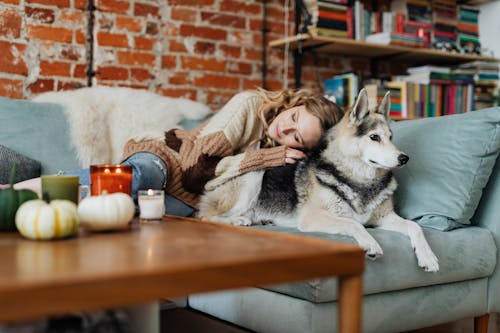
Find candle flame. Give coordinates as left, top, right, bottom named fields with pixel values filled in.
left=104, top=168, right=110, bottom=174
left=147, top=189, right=154, bottom=196
left=116, top=168, right=122, bottom=174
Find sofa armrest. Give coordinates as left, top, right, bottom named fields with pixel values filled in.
left=473, top=156, right=500, bottom=313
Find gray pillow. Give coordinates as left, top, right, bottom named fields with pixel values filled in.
left=391, top=107, right=500, bottom=231
left=0, top=145, right=41, bottom=184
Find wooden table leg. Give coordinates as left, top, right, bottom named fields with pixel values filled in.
left=338, top=274, right=363, bottom=333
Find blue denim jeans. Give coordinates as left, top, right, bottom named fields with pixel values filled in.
left=59, top=152, right=195, bottom=217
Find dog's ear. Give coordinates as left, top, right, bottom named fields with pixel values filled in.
left=349, top=88, right=369, bottom=124
left=377, top=91, right=391, bottom=119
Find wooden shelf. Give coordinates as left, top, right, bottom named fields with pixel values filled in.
left=269, top=34, right=500, bottom=65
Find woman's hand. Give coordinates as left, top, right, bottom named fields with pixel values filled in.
left=285, top=147, right=306, bottom=164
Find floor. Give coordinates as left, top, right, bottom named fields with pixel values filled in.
left=161, top=308, right=500, bottom=333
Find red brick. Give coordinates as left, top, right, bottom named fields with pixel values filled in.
left=194, top=41, right=215, bottom=55
left=169, top=40, right=187, bottom=53
left=75, top=30, right=86, bottom=44
left=96, top=66, right=129, bottom=80
left=227, top=61, right=252, bottom=75
left=159, top=88, right=197, bottom=100
left=180, top=24, right=226, bottom=40
left=194, top=73, right=239, bottom=89
left=220, top=0, right=261, bottom=15
left=134, top=3, right=159, bottom=17
left=242, top=78, right=263, bottom=90
left=134, top=36, right=155, bottom=51
left=74, top=63, right=87, bottom=78
left=97, top=32, right=129, bottom=47
left=201, top=12, right=245, bottom=29
left=115, top=17, right=142, bottom=32
left=26, top=0, right=70, bottom=7
left=26, top=25, right=73, bottom=43
left=171, top=7, right=197, bottom=22
left=59, top=9, right=85, bottom=26
left=40, top=60, right=71, bottom=76
left=131, top=68, right=151, bottom=82
left=0, top=78, right=23, bottom=99
left=25, top=6, right=54, bottom=24
left=220, top=44, right=241, bottom=59
left=74, top=0, right=87, bottom=10
left=0, top=8, right=22, bottom=38
left=244, top=47, right=261, bottom=61
left=168, top=0, right=214, bottom=6
left=29, top=79, right=55, bottom=94
left=0, top=0, right=20, bottom=4
left=57, top=81, right=85, bottom=90
left=181, top=56, right=225, bottom=72
left=117, top=51, right=155, bottom=66
left=0, top=41, right=27, bottom=75
left=168, top=72, right=191, bottom=85
left=162, top=55, right=176, bottom=68
left=97, top=0, right=130, bottom=15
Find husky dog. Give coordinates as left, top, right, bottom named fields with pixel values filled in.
left=198, top=89, right=439, bottom=272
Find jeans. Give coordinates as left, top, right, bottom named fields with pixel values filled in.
left=59, top=152, right=195, bottom=217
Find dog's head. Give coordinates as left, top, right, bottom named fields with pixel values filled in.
left=337, top=88, right=409, bottom=169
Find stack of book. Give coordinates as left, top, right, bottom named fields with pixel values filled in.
left=384, top=65, right=475, bottom=118
left=432, top=0, right=458, bottom=47
left=308, top=0, right=351, bottom=38
left=457, top=5, right=480, bottom=54
left=454, top=61, right=499, bottom=109
left=324, top=73, right=359, bottom=109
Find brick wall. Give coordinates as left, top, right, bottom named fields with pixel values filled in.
left=0, top=0, right=372, bottom=109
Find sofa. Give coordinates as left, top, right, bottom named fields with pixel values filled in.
left=0, top=94, right=499, bottom=333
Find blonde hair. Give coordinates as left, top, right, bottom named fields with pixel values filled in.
left=255, top=88, right=343, bottom=148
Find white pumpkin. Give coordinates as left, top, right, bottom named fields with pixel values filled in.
left=15, top=199, right=79, bottom=240
left=78, top=192, right=135, bottom=231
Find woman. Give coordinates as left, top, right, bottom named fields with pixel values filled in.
left=11, top=89, right=343, bottom=217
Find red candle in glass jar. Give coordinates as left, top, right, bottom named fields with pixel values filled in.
left=90, top=164, right=133, bottom=196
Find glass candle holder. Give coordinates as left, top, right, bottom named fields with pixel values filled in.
left=138, top=189, right=165, bottom=220
left=90, top=164, right=133, bottom=196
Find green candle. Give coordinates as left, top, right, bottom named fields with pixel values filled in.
left=41, top=175, right=79, bottom=204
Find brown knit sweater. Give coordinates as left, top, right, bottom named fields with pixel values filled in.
left=122, top=91, right=287, bottom=208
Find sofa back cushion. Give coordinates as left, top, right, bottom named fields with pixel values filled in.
left=0, top=97, right=80, bottom=175
left=391, top=107, right=500, bottom=231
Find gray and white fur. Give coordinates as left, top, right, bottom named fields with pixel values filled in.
left=198, top=89, right=439, bottom=272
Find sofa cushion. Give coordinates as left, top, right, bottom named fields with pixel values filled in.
left=391, top=107, right=500, bottom=231
left=253, top=224, right=496, bottom=303
left=0, top=145, right=41, bottom=183
left=0, top=97, right=80, bottom=175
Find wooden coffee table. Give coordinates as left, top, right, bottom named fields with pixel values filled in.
left=0, top=215, right=365, bottom=332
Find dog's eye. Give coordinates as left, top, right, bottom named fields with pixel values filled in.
left=369, top=134, right=380, bottom=142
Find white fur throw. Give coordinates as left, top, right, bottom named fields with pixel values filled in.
left=32, top=86, right=211, bottom=166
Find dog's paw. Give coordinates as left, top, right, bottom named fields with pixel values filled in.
left=418, top=251, right=439, bottom=272
left=360, top=242, right=383, bottom=260
left=229, top=216, right=253, bottom=226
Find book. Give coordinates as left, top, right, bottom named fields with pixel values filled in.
left=324, top=73, right=359, bottom=108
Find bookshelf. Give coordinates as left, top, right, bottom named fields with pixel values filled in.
left=270, top=34, right=500, bottom=65
left=269, top=33, right=500, bottom=87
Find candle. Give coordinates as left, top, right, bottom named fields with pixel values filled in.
left=138, top=189, right=165, bottom=220
left=41, top=175, right=79, bottom=204
left=90, top=164, right=133, bottom=196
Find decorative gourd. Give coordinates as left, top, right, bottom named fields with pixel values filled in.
left=77, top=192, right=135, bottom=231
left=15, top=199, right=79, bottom=240
left=0, top=165, right=39, bottom=231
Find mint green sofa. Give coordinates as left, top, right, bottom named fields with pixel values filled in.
left=189, top=108, right=500, bottom=333
left=1, top=96, right=499, bottom=333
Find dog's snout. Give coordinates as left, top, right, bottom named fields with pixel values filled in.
left=398, top=154, right=409, bottom=165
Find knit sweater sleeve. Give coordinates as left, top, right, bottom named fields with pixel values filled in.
left=174, top=91, right=268, bottom=194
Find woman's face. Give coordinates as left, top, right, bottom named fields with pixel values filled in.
left=267, top=105, right=322, bottom=149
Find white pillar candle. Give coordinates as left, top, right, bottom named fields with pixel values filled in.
left=138, top=189, right=165, bottom=220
